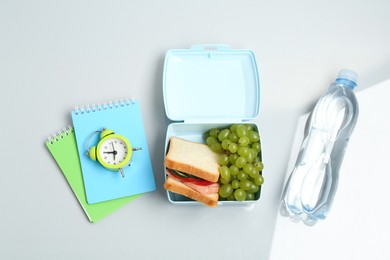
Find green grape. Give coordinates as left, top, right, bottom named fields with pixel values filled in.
left=219, top=184, right=233, bottom=198
left=237, top=147, right=249, bottom=157
left=230, top=124, right=238, bottom=133
left=209, top=128, right=220, bottom=138
left=210, top=142, right=222, bottom=153
left=228, top=143, right=238, bottom=153
left=220, top=176, right=231, bottom=184
left=219, top=165, right=230, bottom=179
left=252, top=156, right=260, bottom=163
left=227, top=194, right=235, bottom=201
left=231, top=179, right=240, bottom=189
left=218, top=129, right=230, bottom=142
left=246, top=193, right=255, bottom=200
left=238, top=136, right=250, bottom=147
left=253, top=174, right=264, bottom=186
left=229, top=153, right=238, bottom=165
left=247, top=183, right=260, bottom=193
left=243, top=164, right=254, bottom=174
left=206, top=136, right=218, bottom=146
left=239, top=179, right=252, bottom=190
left=237, top=170, right=248, bottom=180
left=245, top=124, right=253, bottom=131
left=228, top=132, right=239, bottom=143
left=248, top=130, right=260, bottom=142
left=253, top=161, right=264, bottom=172
left=221, top=139, right=231, bottom=150
left=229, top=165, right=239, bottom=176
left=248, top=168, right=259, bottom=178
left=252, top=142, right=261, bottom=153
left=234, top=189, right=246, bottom=201
left=236, top=125, right=248, bottom=137
left=218, top=154, right=229, bottom=166
left=246, top=149, right=256, bottom=163
left=235, top=156, right=247, bottom=168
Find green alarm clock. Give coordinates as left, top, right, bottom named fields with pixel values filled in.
left=86, top=128, right=141, bottom=177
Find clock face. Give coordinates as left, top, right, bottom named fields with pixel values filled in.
left=99, top=137, right=129, bottom=166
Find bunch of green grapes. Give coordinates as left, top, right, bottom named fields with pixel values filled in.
left=205, top=124, right=264, bottom=202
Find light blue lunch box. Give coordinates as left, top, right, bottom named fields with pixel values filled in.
left=163, top=44, right=262, bottom=206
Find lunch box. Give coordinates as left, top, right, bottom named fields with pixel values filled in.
left=163, top=44, right=262, bottom=206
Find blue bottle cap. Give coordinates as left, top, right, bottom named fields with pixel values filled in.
left=336, top=69, right=358, bottom=89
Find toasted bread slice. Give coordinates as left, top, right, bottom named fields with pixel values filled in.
left=164, top=176, right=218, bottom=208
left=164, top=137, right=219, bottom=182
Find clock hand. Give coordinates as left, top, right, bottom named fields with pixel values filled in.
left=104, top=150, right=118, bottom=161
left=111, top=142, right=116, bottom=152
left=110, top=142, right=117, bottom=161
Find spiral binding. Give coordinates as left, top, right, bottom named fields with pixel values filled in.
left=73, top=98, right=136, bottom=115
left=47, top=125, right=73, bottom=144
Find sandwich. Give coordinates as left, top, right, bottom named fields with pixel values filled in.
left=164, top=137, right=220, bottom=207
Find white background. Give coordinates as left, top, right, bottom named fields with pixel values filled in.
left=1, top=1, right=389, bottom=259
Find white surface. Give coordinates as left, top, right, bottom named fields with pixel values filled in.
left=269, top=80, right=390, bottom=260
left=1, top=1, right=390, bottom=260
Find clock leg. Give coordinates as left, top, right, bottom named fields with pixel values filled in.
left=119, top=168, right=125, bottom=178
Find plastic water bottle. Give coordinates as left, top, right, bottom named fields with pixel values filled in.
left=280, top=69, right=359, bottom=225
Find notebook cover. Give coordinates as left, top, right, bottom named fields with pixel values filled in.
left=46, top=126, right=139, bottom=222
left=71, top=99, right=156, bottom=204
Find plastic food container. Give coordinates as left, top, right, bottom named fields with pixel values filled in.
left=163, top=44, right=262, bottom=206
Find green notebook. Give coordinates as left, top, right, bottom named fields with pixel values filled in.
left=46, top=126, right=139, bottom=223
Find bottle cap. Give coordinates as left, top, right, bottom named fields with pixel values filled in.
left=336, top=69, right=358, bottom=89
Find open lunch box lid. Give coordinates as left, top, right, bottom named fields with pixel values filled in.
left=163, top=44, right=260, bottom=122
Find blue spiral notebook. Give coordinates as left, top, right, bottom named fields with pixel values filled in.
left=71, top=99, right=156, bottom=204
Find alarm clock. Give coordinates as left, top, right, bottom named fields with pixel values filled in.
left=86, top=128, right=141, bottom=177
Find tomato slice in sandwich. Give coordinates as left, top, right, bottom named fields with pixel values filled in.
left=167, top=169, right=216, bottom=186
